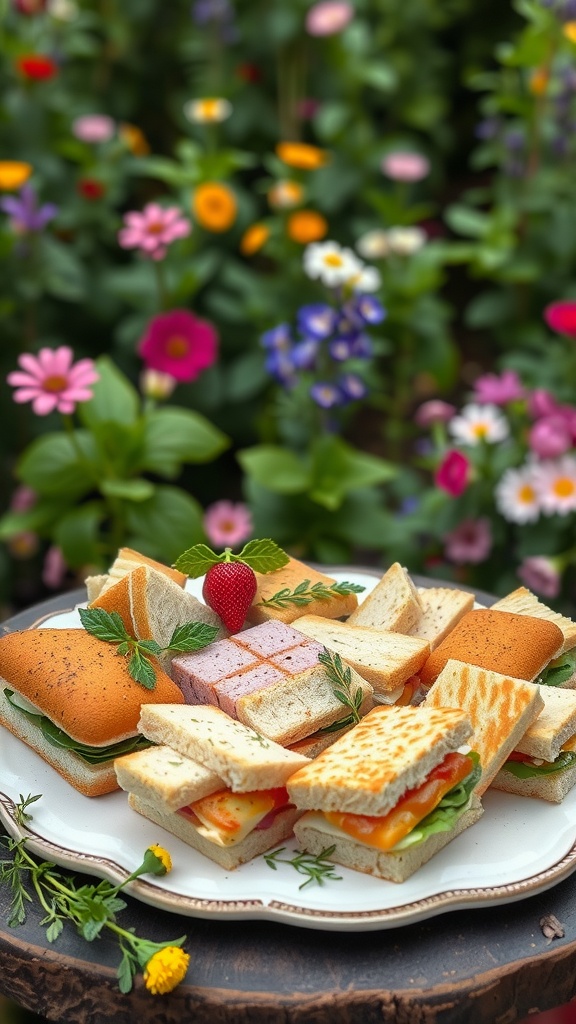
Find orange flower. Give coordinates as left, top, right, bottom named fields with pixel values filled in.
left=275, top=141, right=329, bottom=170
left=119, top=122, right=150, bottom=156
left=192, top=182, right=237, bottom=232
left=240, top=222, right=270, bottom=255
left=286, top=209, right=328, bottom=244
left=0, top=161, right=32, bottom=190
left=267, top=179, right=303, bottom=209
left=529, top=68, right=549, bottom=96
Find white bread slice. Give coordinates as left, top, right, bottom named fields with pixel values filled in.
left=347, top=563, right=423, bottom=633
left=235, top=664, right=374, bottom=746
left=90, top=564, right=225, bottom=671
left=91, top=546, right=187, bottom=598
left=292, top=616, right=430, bottom=694
left=409, top=587, right=475, bottom=650
left=85, top=574, right=108, bottom=603
left=491, top=732, right=576, bottom=803
left=115, top=744, right=222, bottom=811
left=287, top=704, right=473, bottom=818
left=293, top=793, right=483, bottom=883
left=137, top=704, right=310, bottom=790
left=422, top=659, right=545, bottom=794
left=514, top=686, right=576, bottom=761
left=491, top=587, right=576, bottom=655
left=128, top=793, right=301, bottom=870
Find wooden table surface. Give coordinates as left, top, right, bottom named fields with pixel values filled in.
left=2, top=582, right=576, bottom=1024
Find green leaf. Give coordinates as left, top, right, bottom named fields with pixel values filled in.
left=18, top=432, right=97, bottom=498
left=125, top=485, right=205, bottom=563
left=501, top=750, right=576, bottom=779
left=46, top=919, right=64, bottom=942
left=127, top=649, right=157, bottom=690
left=78, top=607, right=130, bottom=643
left=173, top=543, right=222, bottom=578
left=237, top=445, right=312, bottom=495
left=99, top=478, right=155, bottom=502
left=309, top=437, right=397, bottom=510
left=53, top=502, right=105, bottom=568
left=40, top=236, right=87, bottom=301
left=0, top=497, right=72, bottom=540
left=235, top=538, right=290, bottom=573
left=444, top=204, right=490, bottom=239
left=141, top=407, right=229, bottom=476
left=78, top=357, right=140, bottom=429
left=167, top=622, right=219, bottom=651
left=117, top=950, right=136, bottom=994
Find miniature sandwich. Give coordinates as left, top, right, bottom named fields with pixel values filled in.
left=85, top=546, right=188, bottom=603
left=421, top=659, right=545, bottom=793
left=491, top=587, right=576, bottom=687
left=246, top=554, right=362, bottom=626
left=0, top=628, right=184, bottom=796
left=408, top=586, right=475, bottom=651
left=287, top=704, right=483, bottom=883
left=115, top=704, right=311, bottom=869
left=491, top=686, right=576, bottom=802
left=346, top=562, right=423, bottom=633
left=418, top=609, right=564, bottom=691
left=170, top=620, right=374, bottom=750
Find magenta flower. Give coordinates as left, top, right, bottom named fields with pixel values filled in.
left=381, top=151, right=430, bottom=182
left=472, top=369, right=525, bottom=405
left=305, top=1, right=354, bottom=35
left=544, top=300, right=576, bottom=338
left=118, top=203, right=191, bottom=261
left=203, top=500, right=253, bottom=548
left=72, top=114, right=115, bottom=143
left=7, top=346, right=99, bottom=415
left=517, top=556, right=562, bottom=599
left=414, top=399, right=456, bottom=428
left=528, top=415, right=573, bottom=458
left=444, top=517, right=492, bottom=565
left=42, top=545, right=67, bottom=589
left=138, top=309, right=218, bottom=382
left=434, top=449, right=471, bottom=497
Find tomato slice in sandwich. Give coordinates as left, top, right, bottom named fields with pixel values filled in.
left=325, top=751, right=473, bottom=853
left=178, top=787, right=289, bottom=844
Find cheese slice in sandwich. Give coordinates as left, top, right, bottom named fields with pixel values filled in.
left=491, top=587, right=576, bottom=685
left=0, top=628, right=184, bottom=797
left=346, top=562, right=423, bottom=633
left=421, top=659, right=545, bottom=794
left=115, top=704, right=311, bottom=869
left=491, top=687, right=576, bottom=802
left=288, top=704, right=483, bottom=883
left=418, top=608, right=564, bottom=690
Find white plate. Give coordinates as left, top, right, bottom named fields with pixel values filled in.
left=2, top=570, right=576, bottom=932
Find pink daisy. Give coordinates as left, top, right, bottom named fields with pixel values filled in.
left=138, top=309, right=218, bottom=382
left=7, top=346, right=99, bottom=415
left=381, top=151, right=430, bottom=182
left=203, top=500, right=253, bottom=548
left=472, top=369, right=525, bottom=405
left=118, top=203, right=191, bottom=261
left=518, top=556, right=562, bottom=599
left=443, top=517, right=492, bottom=565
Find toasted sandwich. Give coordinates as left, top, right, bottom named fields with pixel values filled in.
left=115, top=704, right=311, bottom=869
left=491, top=686, right=576, bottom=802
left=287, top=704, right=483, bottom=883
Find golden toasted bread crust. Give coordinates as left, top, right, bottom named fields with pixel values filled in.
left=247, top=557, right=359, bottom=625
left=418, top=608, right=564, bottom=688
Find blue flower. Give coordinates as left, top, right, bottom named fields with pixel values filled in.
left=291, top=338, right=319, bottom=369
left=310, top=382, right=343, bottom=408
left=338, top=373, right=368, bottom=401
left=328, top=337, right=355, bottom=362
left=260, top=323, right=292, bottom=351
left=349, top=333, right=374, bottom=358
left=354, top=294, right=386, bottom=325
left=265, top=350, right=296, bottom=387
left=297, top=303, right=337, bottom=340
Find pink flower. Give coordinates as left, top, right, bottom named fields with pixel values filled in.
left=517, top=556, right=562, bottom=599
left=9, top=485, right=37, bottom=512
left=444, top=517, right=492, bottom=565
left=42, top=545, right=67, bottom=589
left=118, top=203, right=191, bottom=261
left=305, top=1, right=354, bottom=35
left=544, top=300, right=576, bottom=338
left=72, top=114, right=115, bottom=143
left=528, top=415, right=573, bottom=458
left=138, top=309, right=218, bottom=382
left=434, top=449, right=471, bottom=497
left=7, top=346, right=99, bottom=415
left=203, top=500, right=253, bottom=548
left=414, top=399, right=456, bottom=428
left=472, top=369, right=525, bottom=405
left=381, top=151, right=430, bottom=182
left=528, top=388, right=560, bottom=419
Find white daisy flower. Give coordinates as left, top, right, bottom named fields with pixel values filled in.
left=356, top=229, right=389, bottom=259
left=448, top=403, right=509, bottom=446
left=531, top=455, right=576, bottom=516
left=495, top=464, right=541, bottom=523
left=183, top=97, right=232, bottom=124
left=303, top=240, right=363, bottom=288
left=385, top=226, right=427, bottom=257
left=349, top=264, right=382, bottom=293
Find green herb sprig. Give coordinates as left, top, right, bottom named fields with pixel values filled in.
left=258, top=579, right=365, bottom=609
left=0, top=796, right=187, bottom=993
left=78, top=607, right=218, bottom=689
left=264, top=845, right=342, bottom=889
left=173, top=538, right=289, bottom=579
left=317, top=648, right=364, bottom=732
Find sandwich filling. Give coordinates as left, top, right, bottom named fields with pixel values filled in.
left=539, top=651, right=576, bottom=687
left=306, top=751, right=480, bottom=854
left=177, top=786, right=292, bottom=847
left=501, top=748, right=576, bottom=779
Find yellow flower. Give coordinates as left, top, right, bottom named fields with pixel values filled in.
left=286, top=209, right=328, bottom=244
left=275, top=141, right=329, bottom=170
left=267, top=179, right=303, bottom=209
left=192, top=181, right=237, bottom=232
left=143, top=946, right=190, bottom=995
left=119, top=122, right=150, bottom=156
left=184, top=97, right=232, bottom=123
left=0, top=161, right=33, bottom=191
left=563, top=21, right=576, bottom=42
left=147, top=844, right=172, bottom=873
left=240, top=222, right=270, bottom=255
left=529, top=68, right=549, bottom=96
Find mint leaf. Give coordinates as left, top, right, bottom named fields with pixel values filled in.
left=136, top=639, right=163, bottom=656
left=234, top=538, right=289, bottom=574
left=79, top=607, right=130, bottom=643
left=127, top=649, right=157, bottom=689
left=173, top=543, right=222, bottom=578
left=167, top=622, right=218, bottom=652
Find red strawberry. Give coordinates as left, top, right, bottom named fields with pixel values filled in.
left=202, top=561, right=257, bottom=633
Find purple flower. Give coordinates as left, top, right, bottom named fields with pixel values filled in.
left=353, top=294, right=386, bottom=325
left=297, top=303, right=337, bottom=340
left=1, top=184, right=58, bottom=233
left=517, top=556, right=562, bottom=599
left=349, top=334, right=374, bottom=358
left=291, top=339, right=319, bottom=369
left=329, top=337, right=355, bottom=361
left=260, top=324, right=292, bottom=351
left=310, top=381, right=343, bottom=408
left=443, top=518, right=492, bottom=565
left=475, top=117, right=501, bottom=140
left=265, top=350, right=296, bottom=387
left=338, top=373, right=368, bottom=401
left=472, top=369, right=525, bottom=405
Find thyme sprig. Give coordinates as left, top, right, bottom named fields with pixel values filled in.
left=264, top=845, right=342, bottom=889
left=258, top=579, right=365, bottom=609
left=0, top=796, right=188, bottom=994
left=317, top=648, right=364, bottom=731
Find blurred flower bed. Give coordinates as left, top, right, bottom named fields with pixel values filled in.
left=1, top=0, right=576, bottom=614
